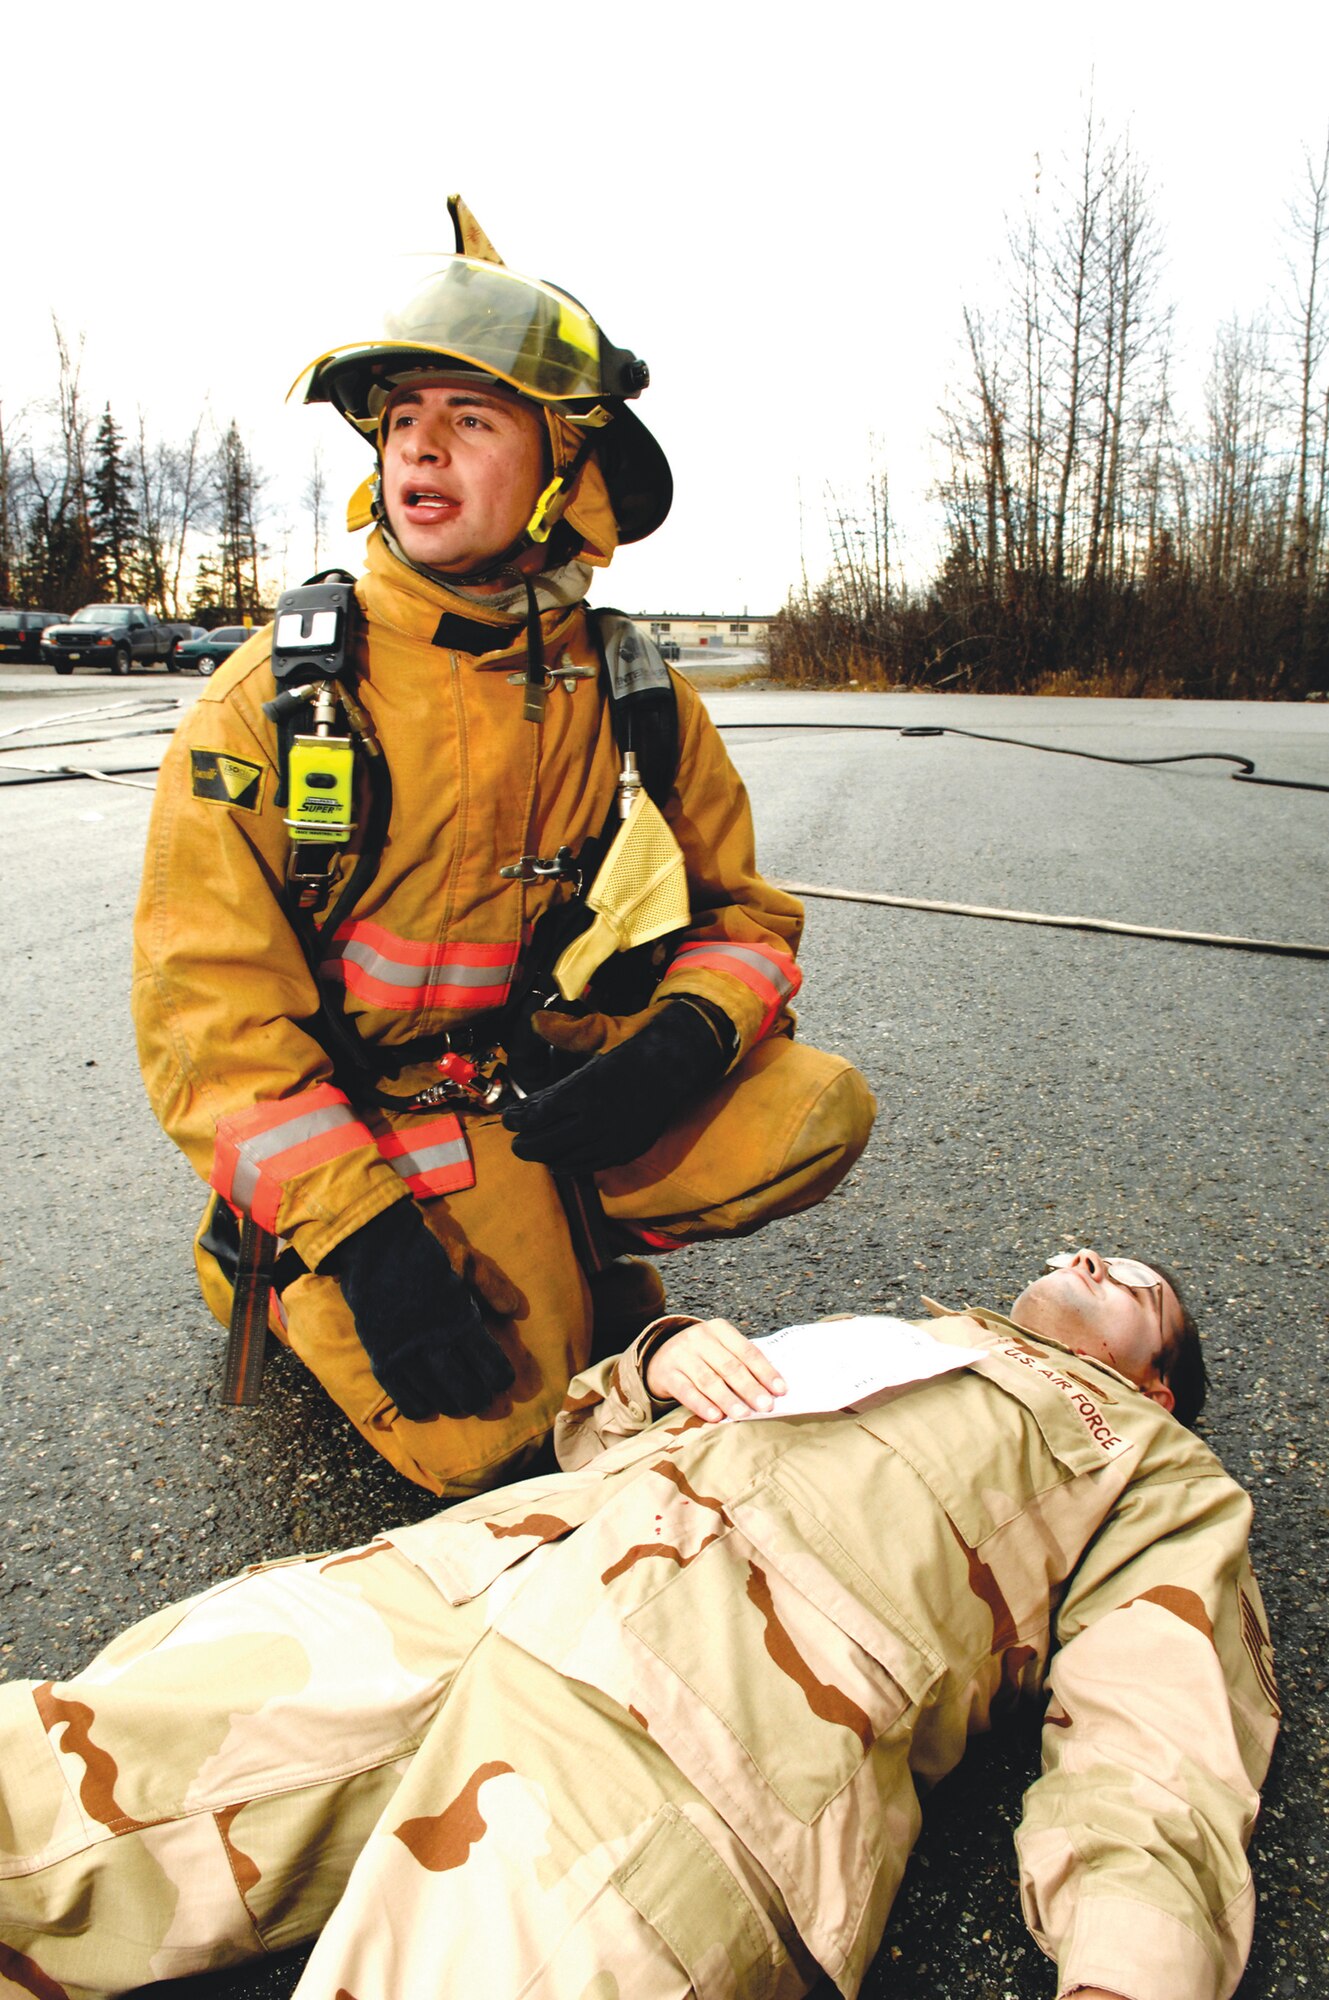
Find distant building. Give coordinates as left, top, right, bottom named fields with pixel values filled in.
left=631, top=613, right=774, bottom=649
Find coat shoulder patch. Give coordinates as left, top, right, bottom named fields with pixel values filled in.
left=191, top=748, right=264, bottom=814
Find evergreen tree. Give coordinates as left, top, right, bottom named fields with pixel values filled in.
left=20, top=450, right=97, bottom=611
left=90, top=404, right=140, bottom=600
left=213, top=420, right=264, bottom=619
left=189, top=547, right=224, bottom=622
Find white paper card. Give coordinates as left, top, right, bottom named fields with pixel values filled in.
left=729, top=1315, right=984, bottom=1421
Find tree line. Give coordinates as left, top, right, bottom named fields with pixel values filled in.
left=0, top=324, right=266, bottom=624
left=774, top=117, right=1329, bottom=699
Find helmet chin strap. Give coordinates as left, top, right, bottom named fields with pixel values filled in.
left=507, top=567, right=552, bottom=723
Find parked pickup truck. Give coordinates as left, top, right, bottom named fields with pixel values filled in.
left=43, top=604, right=178, bottom=675
left=0, top=610, right=65, bottom=663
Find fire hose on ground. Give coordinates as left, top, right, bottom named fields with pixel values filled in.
left=0, top=701, right=1324, bottom=958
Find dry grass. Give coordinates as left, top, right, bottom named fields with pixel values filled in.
left=768, top=645, right=1215, bottom=701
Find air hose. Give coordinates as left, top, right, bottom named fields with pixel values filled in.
left=2, top=704, right=1323, bottom=956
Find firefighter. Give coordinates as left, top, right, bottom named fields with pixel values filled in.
left=132, top=198, right=876, bottom=1497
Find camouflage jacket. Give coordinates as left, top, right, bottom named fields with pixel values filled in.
left=385, top=1308, right=1278, bottom=2000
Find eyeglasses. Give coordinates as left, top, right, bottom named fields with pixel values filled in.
left=1045, top=1251, right=1164, bottom=1294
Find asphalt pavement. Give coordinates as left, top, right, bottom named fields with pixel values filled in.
left=1, top=669, right=1325, bottom=1999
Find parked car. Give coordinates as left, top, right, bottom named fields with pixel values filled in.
left=43, top=604, right=178, bottom=674
left=167, top=623, right=208, bottom=660
left=0, top=610, right=66, bottom=663
left=172, top=626, right=256, bottom=677
left=657, top=638, right=681, bottom=661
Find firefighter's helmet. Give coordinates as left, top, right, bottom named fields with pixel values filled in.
left=292, top=197, right=671, bottom=549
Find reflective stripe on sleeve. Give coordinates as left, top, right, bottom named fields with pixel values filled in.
left=211, top=1084, right=375, bottom=1233
left=322, top=919, right=520, bottom=1013
left=666, top=938, right=802, bottom=1040
left=374, top=1115, right=475, bottom=1197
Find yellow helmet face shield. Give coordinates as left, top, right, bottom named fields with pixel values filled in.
left=292, top=257, right=636, bottom=424
left=387, top=259, right=601, bottom=397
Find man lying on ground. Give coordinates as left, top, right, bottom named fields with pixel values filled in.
left=0, top=1248, right=1277, bottom=2000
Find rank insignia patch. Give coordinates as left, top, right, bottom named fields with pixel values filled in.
left=191, top=749, right=264, bottom=814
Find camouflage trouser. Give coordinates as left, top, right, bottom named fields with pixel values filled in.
left=0, top=1535, right=818, bottom=2000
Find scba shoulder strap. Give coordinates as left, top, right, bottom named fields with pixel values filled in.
left=589, top=607, right=679, bottom=810
left=224, top=598, right=682, bottom=1400
left=266, top=590, right=680, bottom=911
left=265, top=587, right=682, bottom=1007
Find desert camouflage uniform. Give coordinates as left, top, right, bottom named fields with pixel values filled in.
left=0, top=1308, right=1278, bottom=2000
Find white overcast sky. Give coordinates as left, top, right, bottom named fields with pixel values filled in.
left=6, top=0, right=1328, bottom=613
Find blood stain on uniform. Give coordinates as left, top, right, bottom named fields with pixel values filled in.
left=650, top=1460, right=731, bottom=1518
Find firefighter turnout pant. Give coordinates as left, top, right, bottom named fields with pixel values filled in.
left=205, top=1037, right=875, bottom=1497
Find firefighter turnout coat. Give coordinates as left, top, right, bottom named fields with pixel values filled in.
left=132, top=532, right=875, bottom=1493
left=0, top=1309, right=1277, bottom=2000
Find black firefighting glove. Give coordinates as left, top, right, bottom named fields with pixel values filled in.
left=502, top=998, right=734, bottom=1175
left=324, top=1200, right=516, bottom=1421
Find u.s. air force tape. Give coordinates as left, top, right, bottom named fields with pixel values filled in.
left=190, top=749, right=264, bottom=814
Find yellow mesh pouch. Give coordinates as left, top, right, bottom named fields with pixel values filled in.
left=553, top=791, right=690, bottom=1000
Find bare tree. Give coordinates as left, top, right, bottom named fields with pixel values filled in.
left=823, top=442, right=892, bottom=637
left=1087, top=142, right=1170, bottom=588
left=128, top=414, right=210, bottom=619
left=1285, top=128, right=1329, bottom=586
left=1012, top=165, right=1050, bottom=584
left=51, top=319, right=93, bottom=570
left=304, top=448, right=327, bottom=575
left=0, top=402, right=33, bottom=607
left=168, top=417, right=207, bottom=618
left=1199, top=318, right=1282, bottom=588
left=1047, top=106, right=1108, bottom=585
